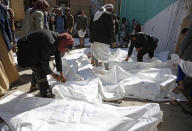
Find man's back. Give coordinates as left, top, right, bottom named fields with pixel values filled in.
left=17, top=29, right=59, bottom=67
left=91, top=12, right=115, bottom=44
left=134, top=32, right=157, bottom=50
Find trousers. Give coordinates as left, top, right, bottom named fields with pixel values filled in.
left=137, top=48, right=155, bottom=62
left=31, top=66, right=49, bottom=97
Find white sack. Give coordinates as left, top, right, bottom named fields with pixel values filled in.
left=52, top=79, right=101, bottom=103
left=0, top=91, right=162, bottom=131
left=50, top=48, right=186, bottom=101
left=0, top=122, right=9, bottom=131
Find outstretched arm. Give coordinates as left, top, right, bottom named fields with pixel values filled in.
left=125, top=42, right=134, bottom=61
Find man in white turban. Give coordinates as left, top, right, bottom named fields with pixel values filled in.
left=90, top=4, right=116, bottom=70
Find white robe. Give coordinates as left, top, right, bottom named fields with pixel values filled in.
left=91, top=42, right=110, bottom=63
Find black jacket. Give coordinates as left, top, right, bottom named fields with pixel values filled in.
left=90, top=12, right=115, bottom=44
left=17, top=29, right=62, bottom=75
left=128, top=32, right=158, bottom=57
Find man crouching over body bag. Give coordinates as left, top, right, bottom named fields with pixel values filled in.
left=17, top=29, right=74, bottom=97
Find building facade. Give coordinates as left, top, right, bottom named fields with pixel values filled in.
left=10, top=0, right=25, bottom=21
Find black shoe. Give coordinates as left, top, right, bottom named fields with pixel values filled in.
left=45, top=88, right=55, bottom=98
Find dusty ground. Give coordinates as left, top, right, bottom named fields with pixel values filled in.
left=1, top=63, right=192, bottom=131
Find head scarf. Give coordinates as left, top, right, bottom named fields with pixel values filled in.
left=30, top=0, right=49, bottom=14
left=93, top=4, right=114, bottom=22
left=58, top=33, right=74, bottom=53
left=103, top=4, right=114, bottom=11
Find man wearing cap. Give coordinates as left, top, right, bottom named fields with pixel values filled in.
left=125, top=32, right=158, bottom=62
left=90, top=4, right=116, bottom=70
left=17, top=29, right=74, bottom=97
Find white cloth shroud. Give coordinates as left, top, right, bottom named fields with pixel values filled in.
left=50, top=48, right=186, bottom=101
left=0, top=91, right=162, bottom=131
left=1, top=48, right=182, bottom=131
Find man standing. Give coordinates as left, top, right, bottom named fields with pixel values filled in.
left=0, top=0, right=19, bottom=96
left=119, top=17, right=129, bottom=47
left=64, top=7, right=74, bottom=34
left=17, top=29, right=74, bottom=97
left=173, top=23, right=192, bottom=104
left=55, top=8, right=65, bottom=33
left=90, top=4, right=116, bottom=70
left=22, top=0, right=49, bottom=36
left=125, top=32, right=158, bottom=62
left=131, top=19, right=137, bottom=33
left=76, top=10, right=88, bottom=48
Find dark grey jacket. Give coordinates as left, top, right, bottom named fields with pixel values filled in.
left=90, top=12, right=115, bottom=45
left=17, top=29, right=62, bottom=74
left=128, top=32, right=158, bottom=57
left=76, top=14, right=88, bottom=31
left=179, top=22, right=192, bottom=61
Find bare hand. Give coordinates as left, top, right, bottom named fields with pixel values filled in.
left=136, top=48, right=142, bottom=52
left=125, top=57, right=129, bottom=61
left=12, top=44, right=16, bottom=53
left=112, top=42, right=116, bottom=48
left=59, top=74, right=66, bottom=83
left=51, top=73, right=61, bottom=81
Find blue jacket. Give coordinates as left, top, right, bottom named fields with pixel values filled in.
left=0, top=4, right=13, bottom=50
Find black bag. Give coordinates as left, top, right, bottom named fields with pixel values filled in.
left=16, top=37, right=33, bottom=68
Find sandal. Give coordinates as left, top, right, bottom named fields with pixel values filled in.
left=173, top=81, right=184, bottom=94
left=172, top=87, right=181, bottom=94
left=177, top=80, right=184, bottom=89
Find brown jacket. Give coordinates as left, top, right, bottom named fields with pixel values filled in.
left=66, top=14, right=74, bottom=34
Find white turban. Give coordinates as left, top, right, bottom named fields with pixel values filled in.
left=103, top=4, right=114, bottom=10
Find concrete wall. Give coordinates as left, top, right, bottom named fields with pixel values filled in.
left=143, top=0, right=189, bottom=53
left=10, top=0, right=25, bottom=21
left=120, top=0, right=191, bottom=53
left=46, top=0, right=57, bottom=8
left=120, top=0, right=177, bottom=25
left=70, top=0, right=90, bottom=17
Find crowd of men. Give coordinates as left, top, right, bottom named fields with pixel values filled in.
left=0, top=0, right=191, bottom=104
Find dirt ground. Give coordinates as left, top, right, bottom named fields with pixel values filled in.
left=1, top=64, right=192, bottom=131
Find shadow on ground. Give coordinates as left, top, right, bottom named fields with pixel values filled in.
left=10, top=74, right=32, bottom=89
left=16, top=65, right=30, bottom=72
